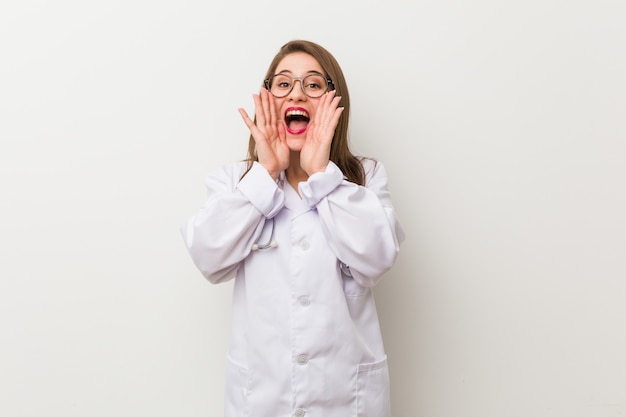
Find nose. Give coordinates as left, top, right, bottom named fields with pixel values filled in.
left=287, top=79, right=306, bottom=100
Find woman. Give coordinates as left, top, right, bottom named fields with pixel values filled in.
left=181, top=40, right=405, bottom=417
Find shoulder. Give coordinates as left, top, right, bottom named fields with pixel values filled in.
left=359, top=157, right=387, bottom=184
left=208, top=160, right=248, bottom=177
left=204, top=161, right=249, bottom=189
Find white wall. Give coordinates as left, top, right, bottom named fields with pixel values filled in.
left=1, top=1, right=624, bottom=416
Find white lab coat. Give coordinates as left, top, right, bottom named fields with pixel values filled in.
left=181, top=158, right=405, bottom=417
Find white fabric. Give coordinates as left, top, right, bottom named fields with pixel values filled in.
left=181, top=159, right=405, bottom=417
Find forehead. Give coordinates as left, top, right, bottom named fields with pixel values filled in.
left=275, top=52, right=323, bottom=75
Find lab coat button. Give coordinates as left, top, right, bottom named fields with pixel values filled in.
left=298, top=295, right=311, bottom=307
left=293, top=409, right=306, bottom=417
left=300, top=240, right=310, bottom=250
left=297, top=354, right=309, bottom=365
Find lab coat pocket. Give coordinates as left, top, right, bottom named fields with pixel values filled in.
left=225, top=354, right=250, bottom=417
left=356, top=356, right=391, bottom=417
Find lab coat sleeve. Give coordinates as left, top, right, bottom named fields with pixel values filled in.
left=298, top=160, right=405, bottom=287
left=181, top=162, right=285, bottom=284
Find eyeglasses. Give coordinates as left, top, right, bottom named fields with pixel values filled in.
left=264, top=73, right=334, bottom=98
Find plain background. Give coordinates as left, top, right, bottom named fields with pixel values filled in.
left=1, top=0, right=625, bottom=416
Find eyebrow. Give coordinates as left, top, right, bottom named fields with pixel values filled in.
left=275, top=69, right=324, bottom=76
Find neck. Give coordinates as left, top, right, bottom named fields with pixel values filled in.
left=285, top=152, right=309, bottom=192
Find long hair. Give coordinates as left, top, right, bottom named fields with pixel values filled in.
left=244, top=40, right=365, bottom=185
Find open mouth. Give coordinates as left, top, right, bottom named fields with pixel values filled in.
left=284, top=107, right=310, bottom=135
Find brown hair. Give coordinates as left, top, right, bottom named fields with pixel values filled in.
left=244, top=40, right=365, bottom=185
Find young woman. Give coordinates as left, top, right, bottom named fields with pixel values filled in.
left=181, top=39, right=405, bottom=417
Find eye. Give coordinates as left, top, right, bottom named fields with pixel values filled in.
left=272, top=75, right=292, bottom=90
left=305, top=75, right=325, bottom=90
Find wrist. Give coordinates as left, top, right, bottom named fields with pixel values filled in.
left=259, top=163, right=280, bottom=181
left=304, top=162, right=329, bottom=177
left=268, top=169, right=282, bottom=182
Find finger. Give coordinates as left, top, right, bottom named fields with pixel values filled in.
left=268, top=90, right=279, bottom=126
left=314, top=94, right=341, bottom=136
left=317, top=90, right=334, bottom=114
left=260, top=89, right=272, bottom=127
left=239, top=107, right=264, bottom=140
left=238, top=107, right=255, bottom=129
left=329, top=106, right=344, bottom=130
left=318, top=91, right=341, bottom=123
left=251, top=93, right=267, bottom=128
left=276, top=118, right=286, bottom=143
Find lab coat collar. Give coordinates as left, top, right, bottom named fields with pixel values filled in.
left=278, top=172, right=312, bottom=217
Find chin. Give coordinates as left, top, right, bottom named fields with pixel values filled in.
left=286, top=135, right=306, bottom=151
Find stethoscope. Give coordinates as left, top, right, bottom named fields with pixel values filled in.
left=250, top=215, right=352, bottom=277
left=251, top=217, right=278, bottom=251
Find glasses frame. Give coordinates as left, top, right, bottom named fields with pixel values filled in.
left=264, top=73, right=335, bottom=98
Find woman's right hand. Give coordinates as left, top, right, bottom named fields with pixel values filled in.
left=238, top=89, right=289, bottom=180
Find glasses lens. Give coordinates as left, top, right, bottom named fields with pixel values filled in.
left=302, top=75, right=328, bottom=97
left=268, top=75, right=293, bottom=98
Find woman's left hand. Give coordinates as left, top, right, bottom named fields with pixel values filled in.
left=300, top=91, right=344, bottom=176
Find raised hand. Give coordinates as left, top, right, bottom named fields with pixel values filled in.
left=238, top=89, right=290, bottom=180
left=300, top=90, right=344, bottom=176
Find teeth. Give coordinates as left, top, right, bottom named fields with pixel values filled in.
left=286, top=109, right=309, bottom=117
